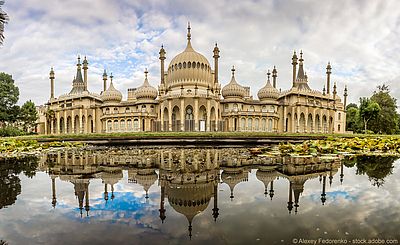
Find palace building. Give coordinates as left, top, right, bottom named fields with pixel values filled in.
left=38, top=24, right=348, bottom=134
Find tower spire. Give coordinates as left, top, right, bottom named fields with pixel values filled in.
left=49, top=67, right=55, bottom=99
left=292, top=51, right=298, bottom=85
left=187, top=22, right=191, bottom=41
left=326, top=62, right=332, bottom=94
left=272, top=66, right=277, bottom=88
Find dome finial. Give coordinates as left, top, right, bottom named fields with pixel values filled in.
left=231, top=66, right=235, bottom=76
left=110, top=72, right=113, bottom=83
left=145, top=68, right=148, bottom=79
left=267, top=69, right=271, bottom=82
left=187, top=22, right=191, bottom=41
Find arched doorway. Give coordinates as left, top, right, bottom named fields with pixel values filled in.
left=74, top=115, right=79, bottom=133
left=66, top=116, right=72, bottom=134
left=315, top=115, right=321, bottom=133
left=299, top=113, right=305, bottom=133
left=59, top=117, right=64, bottom=134
left=286, top=113, right=292, bottom=132
left=307, top=114, right=313, bottom=133
left=172, top=106, right=180, bottom=131
left=163, top=107, right=169, bottom=131
left=210, top=107, right=216, bottom=131
left=322, top=115, right=327, bottom=133
left=198, top=105, right=206, bottom=131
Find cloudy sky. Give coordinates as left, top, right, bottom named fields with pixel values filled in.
left=1, top=0, right=400, bottom=106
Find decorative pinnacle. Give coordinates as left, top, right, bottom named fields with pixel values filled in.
left=299, top=50, right=303, bottom=61
left=110, top=72, right=113, bottom=82
left=83, top=56, right=88, bottom=65
left=231, top=66, right=235, bottom=76
left=144, top=68, right=148, bottom=78
left=327, top=62, right=332, bottom=72
left=187, top=22, right=191, bottom=41
left=272, top=66, right=277, bottom=76
left=77, top=55, right=81, bottom=65
left=267, top=69, right=271, bottom=81
left=103, top=69, right=107, bottom=77
left=344, top=85, right=348, bottom=96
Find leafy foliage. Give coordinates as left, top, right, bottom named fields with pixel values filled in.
left=20, top=100, right=38, bottom=131
left=369, top=84, right=399, bottom=134
left=278, top=137, right=400, bottom=156
left=0, top=0, right=8, bottom=45
left=0, top=72, right=19, bottom=125
left=359, top=97, right=380, bottom=132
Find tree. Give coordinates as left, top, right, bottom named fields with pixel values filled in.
left=346, top=103, right=358, bottom=111
left=20, top=100, right=38, bottom=131
left=0, top=0, right=8, bottom=45
left=346, top=106, right=359, bottom=132
left=359, top=97, right=380, bottom=133
left=369, top=84, right=399, bottom=134
left=0, top=72, right=19, bottom=126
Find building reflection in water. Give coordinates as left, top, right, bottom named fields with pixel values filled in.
left=40, top=148, right=342, bottom=238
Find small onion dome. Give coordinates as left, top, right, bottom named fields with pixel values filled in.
left=135, top=69, right=158, bottom=100
left=258, top=70, right=279, bottom=100
left=102, top=73, right=122, bottom=103
left=222, top=66, right=246, bottom=99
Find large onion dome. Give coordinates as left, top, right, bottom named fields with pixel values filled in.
left=222, top=66, right=246, bottom=99
left=101, top=74, right=122, bottom=103
left=166, top=23, right=213, bottom=88
left=258, top=70, right=279, bottom=100
left=135, top=69, right=158, bottom=100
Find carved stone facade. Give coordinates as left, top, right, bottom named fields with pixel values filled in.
left=37, top=24, right=348, bottom=134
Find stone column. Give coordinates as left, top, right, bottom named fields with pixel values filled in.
left=71, top=110, right=75, bottom=134
left=168, top=100, right=172, bottom=131
left=84, top=109, right=88, bottom=134
left=79, top=108, right=83, bottom=133
left=206, top=99, right=211, bottom=131
left=56, top=111, right=60, bottom=134
left=63, top=110, right=67, bottom=134
left=194, top=98, right=199, bottom=131
left=93, top=108, right=96, bottom=133
left=44, top=118, right=48, bottom=135
left=180, top=99, right=184, bottom=131
left=160, top=104, right=164, bottom=131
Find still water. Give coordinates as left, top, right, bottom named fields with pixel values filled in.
left=0, top=147, right=399, bottom=245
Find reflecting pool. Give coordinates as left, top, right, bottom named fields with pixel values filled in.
left=0, top=148, right=399, bottom=244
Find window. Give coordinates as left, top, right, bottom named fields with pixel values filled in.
left=114, top=120, right=119, bottom=131
left=338, top=113, right=341, bottom=120
left=248, top=118, right=253, bottom=130
left=120, top=120, right=125, bottom=131
left=127, top=119, right=132, bottom=131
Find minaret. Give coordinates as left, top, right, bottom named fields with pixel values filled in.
left=323, top=85, right=326, bottom=96
left=159, top=45, right=166, bottom=85
left=85, top=183, right=90, bottom=217
left=83, top=56, right=88, bottom=91
left=102, top=69, right=108, bottom=92
left=287, top=182, right=293, bottom=214
left=291, top=51, right=298, bottom=85
left=212, top=183, right=219, bottom=222
left=321, top=175, right=327, bottom=205
left=343, top=85, right=348, bottom=110
left=213, top=42, right=220, bottom=84
left=326, top=62, right=332, bottom=94
left=333, top=82, right=337, bottom=104
left=340, top=162, right=344, bottom=184
left=104, top=183, right=109, bottom=203
left=269, top=180, right=275, bottom=200
left=159, top=185, right=166, bottom=223
left=272, top=66, right=277, bottom=88
left=49, top=67, right=55, bottom=99
left=51, top=176, right=57, bottom=208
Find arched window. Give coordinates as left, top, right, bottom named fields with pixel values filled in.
left=241, top=118, right=246, bottom=130
left=113, top=120, right=119, bottom=131
left=120, top=120, right=125, bottom=131
left=185, top=106, right=194, bottom=120
left=183, top=62, right=186, bottom=68
left=255, top=118, right=259, bottom=131
left=107, top=120, right=112, bottom=132
left=338, top=113, right=341, bottom=120
left=268, top=118, right=273, bottom=132
left=179, top=63, right=182, bottom=69
left=248, top=118, right=253, bottom=130
left=188, top=62, right=191, bottom=68
left=133, top=119, right=139, bottom=131
left=127, top=119, right=132, bottom=131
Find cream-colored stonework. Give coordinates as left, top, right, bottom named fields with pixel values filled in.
left=37, top=24, right=347, bottom=135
